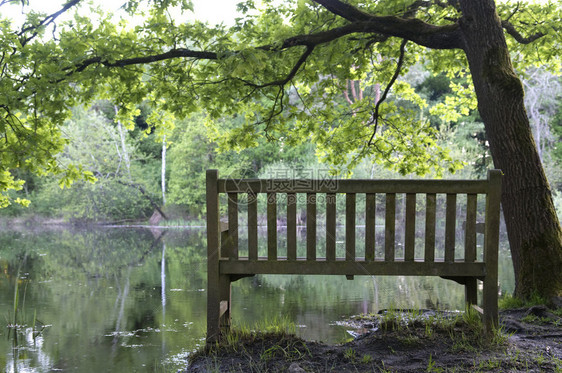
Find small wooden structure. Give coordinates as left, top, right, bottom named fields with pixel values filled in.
left=206, top=169, right=502, bottom=343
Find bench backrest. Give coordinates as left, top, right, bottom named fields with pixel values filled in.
left=207, top=169, right=502, bottom=268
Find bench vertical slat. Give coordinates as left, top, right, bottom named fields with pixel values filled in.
left=326, top=193, right=336, bottom=261
left=445, top=193, right=457, bottom=262
left=425, top=193, right=436, bottom=262
left=248, top=192, right=258, bottom=261
left=206, top=170, right=221, bottom=343
left=385, top=193, right=396, bottom=261
left=405, top=193, right=416, bottom=261
left=227, top=193, right=238, bottom=259
left=483, top=170, right=502, bottom=334
left=307, top=193, right=317, bottom=261
left=346, top=193, right=356, bottom=261
left=287, top=193, right=297, bottom=261
left=464, top=193, right=478, bottom=305
left=465, top=194, right=478, bottom=262
left=267, top=192, right=277, bottom=260
left=365, top=193, right=376, bottom=262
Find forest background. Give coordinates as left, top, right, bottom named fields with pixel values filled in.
left=1, top=64, right=561, bottom=225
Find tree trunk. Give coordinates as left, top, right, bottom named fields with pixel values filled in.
left=162, top=134, right=167, bottom=206
left=459, top=0, right=562, bottom=299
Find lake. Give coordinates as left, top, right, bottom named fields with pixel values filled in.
left=0, top=226, right=513, bottom=372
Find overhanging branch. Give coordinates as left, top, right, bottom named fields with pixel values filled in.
left=313, top=0, right=462, bottom=49
left=501, top=20, right=546, bottom=44
left=71, top=16, right=460, bottom=76
left=368, top=38, right=408, bottom=147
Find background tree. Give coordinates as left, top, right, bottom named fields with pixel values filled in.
left=0, top=0, right=561, bottom=299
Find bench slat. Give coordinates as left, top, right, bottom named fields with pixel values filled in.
left=445, top=193, right=457, bottom=262
left=307, top=193, right=316, bottom=261
left=346, top=193, right=356, bottom=261
left=465, top=194, right=477, bottom=262
left=425, top=193, right=436, bottom=262
left=326, top=193, right=336, bottom=261
left=219, top=179, right=489, bottom=194
left=267, top=193, right=277, bottom=260
left=365, top=193, right=376, bottom=262
left=248, top=192, right=258, bottom=261
left=385, top=193, right=396, bottom=262
left=227, top=193, right=238, bottom=259
left=220, top=259, right=486, bottom=277
left=287, top=193, right=297, bottom=261
left=405, top=193, right=416, bottom=261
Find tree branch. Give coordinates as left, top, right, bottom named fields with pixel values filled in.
left=70, top=15, right=460, bottom=76
left=312, top=0, right=372, bottom=21
left=18, top=0, right=83, bottom=46
left=501, top=20, right=546, bottom=44
left=249, top=46, right=315, bottom=88
left=71, top=48, right=219, bottom=73
left=368, top=38, right=408, bottom=147
left=313, top=0, right=462, bottom=49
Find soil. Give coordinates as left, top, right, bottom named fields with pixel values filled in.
left=187, top=306, right=562, bottom=372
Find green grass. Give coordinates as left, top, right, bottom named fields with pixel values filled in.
left=376, top=307, right=509, bottom=352
left=498, top=292, right=550, bottom=309
left=192, top=308, right=515, bottom=372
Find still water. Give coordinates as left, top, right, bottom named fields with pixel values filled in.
left=0, top=227, right=513, bottom=372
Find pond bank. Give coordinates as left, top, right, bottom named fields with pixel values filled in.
left=187, top=306, right=562, bottom=372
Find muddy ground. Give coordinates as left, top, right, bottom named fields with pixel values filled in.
left=187, top=305, right=562, bottom=372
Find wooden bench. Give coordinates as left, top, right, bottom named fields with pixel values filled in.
left=206, top=169, right=502, bottom=343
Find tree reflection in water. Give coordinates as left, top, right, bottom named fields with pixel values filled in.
left=0, top=226, right=512, bottom=372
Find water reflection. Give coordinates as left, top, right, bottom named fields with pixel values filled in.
left=0, top=226, right=513, bottom=372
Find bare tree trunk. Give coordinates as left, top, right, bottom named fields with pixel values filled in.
left=459, top=0, right=562, bottom=299
left=114, top=106, right=131, bottom=179
left=161, top=135, right=166, bottom=206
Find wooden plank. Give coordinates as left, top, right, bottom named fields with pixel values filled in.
left=405, top=193, right=416, bottom=262
left=483, top=169, right=502, bottom=334
left=346, top=193, right=356, bottom=261
left=287, top=193, right=297, bottom=261
left=425, top=193, right=436, bottom=262
left=219, top=300, right=229, bottom=317
left=248, top=192, right=258, bottom=261
left=267, top=192, right=277, bottom=261
left=326, top=193, right=336, bottom=261
left=220, top=220, right=229, bottom=232
left=220, top=259, right=487, bottom=277
left=206, top=170, right=220, bottom=343
left=306, top=193, right=317, bottom=261
left=227, top=193, right=238, bottom=260
left=465, top=194, right=477, bottom=262
left=445, top=193, right=457, bottom=263
left=385, top=193, right=396, bottom=262
left=365, top=193, right=376, bottom=262
left=219, top=179, right=489, bottom=194
left=471, top=304, right=484, bottom=315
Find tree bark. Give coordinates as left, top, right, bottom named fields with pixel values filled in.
left=459, top=0, right=562, bottom=299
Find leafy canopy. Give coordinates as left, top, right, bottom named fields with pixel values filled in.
left=0, top=0, right=560, bottom=206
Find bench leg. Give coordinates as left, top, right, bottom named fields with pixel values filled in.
left=207, top=274, right=232, bottom=345
left=219, top=275, right=232, bottom=333
left=483, top=276, right=498, bottom=335
left=465, top=278, right=477, bottom=306
left=207, top=274, right=220, bottom=344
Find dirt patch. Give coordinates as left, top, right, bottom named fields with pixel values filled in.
left=187, top=307, right=562, bottom=372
